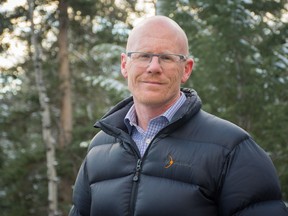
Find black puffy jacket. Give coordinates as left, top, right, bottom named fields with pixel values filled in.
left=69, top=89, right=288, bottom=216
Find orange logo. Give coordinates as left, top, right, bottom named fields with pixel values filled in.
left=165, top=155, right=174, bottom=168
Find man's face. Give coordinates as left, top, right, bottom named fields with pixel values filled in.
left=121, top=20, right=193, bottom=109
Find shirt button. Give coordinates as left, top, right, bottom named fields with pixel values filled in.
left=145, top=138, right=151, bottom=145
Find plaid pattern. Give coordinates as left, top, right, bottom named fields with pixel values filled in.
left=125, top=93, right=186, bottom=156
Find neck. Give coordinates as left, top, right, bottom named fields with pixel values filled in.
left=134, top=106, right=163, bottom=131
left=134, top=95, right=181, bottom=131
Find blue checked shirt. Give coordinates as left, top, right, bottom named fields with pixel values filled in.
left=124, top=93, right=187, bottom=157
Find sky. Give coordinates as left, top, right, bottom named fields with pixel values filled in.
left=0, top=0, right=26, bottom=12
left=0, top=0, right=27, bottom=69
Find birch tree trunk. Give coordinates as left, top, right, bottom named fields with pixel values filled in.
left=27, top=1, right=59, bottom=215
left=58, top=0, right=72, bottom=148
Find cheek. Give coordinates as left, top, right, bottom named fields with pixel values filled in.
left=171, top=67, right=185, bottom=83
left=126, top=65, right=143, bottom=81
left=126, top=68, right=138, bottom=88
left=175, top=66, right=189, bottom=83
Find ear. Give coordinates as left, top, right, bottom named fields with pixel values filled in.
left=121, top=53, right=128, bottom=78
left=181, top=58, right=194, bottom=83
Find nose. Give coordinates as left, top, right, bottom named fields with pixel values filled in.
left=149, top=55, right=160, bottom=64
left=149, top=56, right=161, bottom=68
left=147, top=56, right=162, bottom=72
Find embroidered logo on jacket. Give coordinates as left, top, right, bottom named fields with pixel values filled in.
left=164, top=154, right=194, bottom=169
left=164, top=155, right=174, bottom=168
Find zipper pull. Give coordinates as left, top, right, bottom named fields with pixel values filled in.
left=133, top=159, right=142, bottom=182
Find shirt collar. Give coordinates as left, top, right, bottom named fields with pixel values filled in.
left=124, top=92, right=187, bottom=130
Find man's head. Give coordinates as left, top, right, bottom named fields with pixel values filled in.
left=126, top=16, right=190, bottom=55
left=121, top=16, right=193, bottom=110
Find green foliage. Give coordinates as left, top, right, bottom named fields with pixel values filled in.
left=162, top=0, right=288, bottom=200
left=0, top=0, right=139, bottom=215
left=0, top=0, right=287, bottom=215
left=0, top=147, right=47, bottom=216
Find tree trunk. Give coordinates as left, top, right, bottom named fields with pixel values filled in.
left=27, top=1, right=59, bottom=215
left=58, top=0, right=72, bottom=148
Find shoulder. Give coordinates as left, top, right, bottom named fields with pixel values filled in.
left=187, top=110, right=250, bottom=150
left=88, top=130, right=117, bottom=151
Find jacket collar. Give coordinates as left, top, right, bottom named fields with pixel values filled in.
left=94, top=88, right=202, bottom=136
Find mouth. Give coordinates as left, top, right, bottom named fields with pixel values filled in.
left=142, top=80, right=163, bottom=85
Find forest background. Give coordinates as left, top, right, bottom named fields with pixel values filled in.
left=0, top=0, right=287, bottom=215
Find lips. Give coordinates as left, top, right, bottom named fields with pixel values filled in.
left=144, top=81, right=162, bottom=85
left=142, top=80, right=164, bottom=85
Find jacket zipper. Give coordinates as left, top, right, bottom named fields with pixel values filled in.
left=133, top=159, right=142, bottom=182
left=129, top=159, right=142, bottom=215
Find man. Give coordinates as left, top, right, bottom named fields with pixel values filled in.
left=69, top=16, right=288, bottom=216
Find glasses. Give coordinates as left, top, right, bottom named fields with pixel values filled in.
left=127, top=52, right=188, bottom=66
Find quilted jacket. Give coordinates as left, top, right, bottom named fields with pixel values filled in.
left=69, top=88, right=288, bottom=216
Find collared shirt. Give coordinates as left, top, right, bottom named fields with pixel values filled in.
left=124, top=93, right=187, bottom=157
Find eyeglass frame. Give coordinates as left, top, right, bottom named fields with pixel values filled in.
left=126, top=51, right=188, bottom=65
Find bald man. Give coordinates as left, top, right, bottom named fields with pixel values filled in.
left=69, top=16, right=288, bottom=216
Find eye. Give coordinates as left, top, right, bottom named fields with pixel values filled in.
left=160, top=54, right=175, bottom=62
left=137, top=53, right=151, bottom=61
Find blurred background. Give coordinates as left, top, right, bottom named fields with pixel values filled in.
left=0, top=0, right=287, bottom=215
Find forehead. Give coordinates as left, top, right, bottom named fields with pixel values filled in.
left=131, top=35, right=181, bottom=53
left=127, top=18, right=188, bottom=54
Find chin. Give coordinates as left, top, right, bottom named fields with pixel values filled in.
left=138, top=96, right=167, bottom=107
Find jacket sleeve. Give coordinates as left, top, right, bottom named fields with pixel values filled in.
left=218, top=137, right=288, bottom=216
left=236, top=201, right=288, bottom=215
left=68, top=160, right=91, bottom=216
